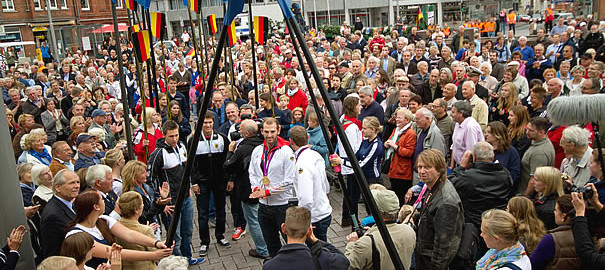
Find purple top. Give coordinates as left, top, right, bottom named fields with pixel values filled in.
left=529, top=234, right=555, bottom=270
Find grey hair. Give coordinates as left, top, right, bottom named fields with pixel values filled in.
left=313, top=90, right=323, bottom=100
left=453, top=101, right=473, bottom=118
left=31, top=164, right=50, bottom=186
left=416, top=107, right=433, bottom=120
left=368, top=56, right=379, bottom=64
left=88, top=127, right=106, bottom=142
left=472, top=141, right=495, bottom=162
left=98, top=100, right=111, bottom=109
left=240, top=119, right=258, bottom=137
left=359, top=86, right=373, bottom=96
left=114, top=103, right=124, bottom=114
left=85, top=164, right=112, bottom=188
left=480, top=62, right=492, bottom=74
left=157, top=255, right=189, bottom=270
left=562, top=126, right=590, bottom=147
left=52, top=169, right=71, bottom=193
left=550, top=78, right=564, bottom=87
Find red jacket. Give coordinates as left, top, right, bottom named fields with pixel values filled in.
left=387, top=127, right=417, bottom=180
left=287, top=89, right=309, bottom=111
left=133, top=126, right=164, bottom=163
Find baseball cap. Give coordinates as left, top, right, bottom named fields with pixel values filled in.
left=76, top=133, right=97, bottom=146
left=91, top=109, right=106, bottom=118
left=371, top=189, right=400, bottom=214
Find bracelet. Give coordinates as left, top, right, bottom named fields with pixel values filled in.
left=154, top=240, right=160, bottom=248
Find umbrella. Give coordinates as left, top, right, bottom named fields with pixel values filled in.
left=92, top=23, right=129, bottom=34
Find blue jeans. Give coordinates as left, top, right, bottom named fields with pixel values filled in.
left=209, top=191, right=216, bottom=219
left=500, top=21, right=506, bottom=34
left=195, top=181, right=226, bottom=245
left=258, top=204, right=288, bottom=257
left=161, top=196, right=194, bottom=259
left=241, top=202, right=269, bottom=257
left=509, top=24, right=516, bottom=35
left=312, top=214, right=331, bottom=242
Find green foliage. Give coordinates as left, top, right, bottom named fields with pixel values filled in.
left=320, top=24, right=340, bottom=38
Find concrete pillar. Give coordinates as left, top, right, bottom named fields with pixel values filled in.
left=0, top=107, right=36, bottom=269
left=437, top=0, right=443, bottom=25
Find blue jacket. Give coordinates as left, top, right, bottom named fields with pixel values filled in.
left=40, top=45, right=51, bottom=58
left=307, top=126, right=329, bottom=167
left=263, top=241, right=349, bottom=270
left=258, top=107, right=290, bottom=138
left=494, top=146, right=521, bottom=184
left=74, top=151, right=104, bottom=172
left=343, top=136, right=385, bottom=179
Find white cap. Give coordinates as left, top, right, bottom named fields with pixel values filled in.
left=507, top=61, right=520, bottom=67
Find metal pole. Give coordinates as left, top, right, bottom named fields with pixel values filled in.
left=284, top=18, right=361, bottom=230
left=313, top=0, right=317, bottom=29
left=132, top=10, right=150, bottom=159
left=187, top=8, right=203, bottom=93
left=281, top=6, right=405, bottom=269
left=166, top=25, right=229, bottom=246
left=196, top=14, right=207, bottom=91
left=112, top=1, right=135, bottom=160
left=45, top=0, right=60, bottom=59
left=326, top=0, right=330, bottom=25
left=247, top=0, right=260, bottom=108
left=145, top=10, right=161, bottom=111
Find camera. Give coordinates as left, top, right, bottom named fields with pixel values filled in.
left=229, top=118, right=264, bottom=141
left=287, top=197, right=299, bottom=208
left=570, top=185, right=594, bottom=199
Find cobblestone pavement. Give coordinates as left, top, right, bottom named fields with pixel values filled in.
left=184, top=183, right=368, bottom=270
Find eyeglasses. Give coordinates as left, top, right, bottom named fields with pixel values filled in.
left=329, top=66, right=336, bottom=69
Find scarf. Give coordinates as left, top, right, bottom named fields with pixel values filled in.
left=287, top=87, right=299, bottom=97
left=386, top=122, right=411, bottom=161
left=476, top=241, right=526, bottom=270
left=342, top=115, right=362, bottom=131
left=29, top=149, right=52, bottom=166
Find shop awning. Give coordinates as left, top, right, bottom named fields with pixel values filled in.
left=30, top=21, right=76, bottom=28
left=91, top=23, right=129, bottom=33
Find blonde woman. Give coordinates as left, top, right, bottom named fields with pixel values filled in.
left=117, top=191, right=158, bottom=270
left=530, top=166, right=564, bottom=230
left=23, top=131, right=52, bottom=166
left=491, top=82, right=518, bottom=125
left=476, top=209, right=531, bottom=269
left=507, top=196, right=546, bottom=255
left=122, top=160, right=171, bottom=226
left=566, top=65, right=585, bottom=96
left=102, top=149, right=125, bottom=197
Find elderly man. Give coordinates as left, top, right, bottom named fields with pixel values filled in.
left=520, top=117, right=555, bottom=195
left=86, top=164, right=117, bottom=215
left=74, top=133, right=105, bottom=172
left=512, top=36, right=535, bottom=62
left=437, top=46, right=454, bottom=70
left=345, top=189, right=416, bottom=270
left=338, top=61, right=353, bottom=90
left=546, top=78, right=566, bottom=104
left=414, top=108, right=446, bottom=158
left=461, top=81, right=488, bottom=131
left=581, top=77, right=602, bottom=94
left=399, top=51, right=418, bottom=76
left=390, top=40, right=405, bottom=63
left=561, top=126, right=593, bottom=187
left=450, top=101, right=484, bottom=168
left=463, top=67, right=489, bottom=101
left=40, top=169, right=80, bottom=258
left=88, top=109, right=120, bottom=148
left=21, top=86, right=44, bottom=124
left=430, top=98, right=455, bottom=153
left=49, top=141, right=74, bottom=175
left=349, top=60, right=367, bottom=90
left=365, top=57, right=379, bottom=79
left=442, top=83, right=458, bottom=112
left=555, top=45, right=577, bottom=70
left=358, top=86, right=384, bottom=124
left=526, top=44, right=553, bottom=82
left=416, top=69, right=442, bottom=104
left=410, top=61, right=429, bottom=89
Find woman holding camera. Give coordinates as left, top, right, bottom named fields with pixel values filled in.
left=571, top=184, right=605, bottom=268
left=530, top=166, right=564, bottom=230
left=530, top=194, right=582, bottom=269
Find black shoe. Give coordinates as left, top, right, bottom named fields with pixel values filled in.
left=341, top=218, right=352, bottom=227
left=199, top=245, right=208, bottom=257
left=218, top=238, right=231, bottom=247
left=248, top=249, right=268, bottom=259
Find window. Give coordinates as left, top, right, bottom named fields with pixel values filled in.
left=115, top=0, right=122, bottom=8
left=33, top=0, right=41, bottom=9
left=80, top=0, right=89, bottom=10
left=49, top=0, right=58, bottom=9
left=1, top=0, right=15, bottom=10
left=61, top=0, right=67, bottom=9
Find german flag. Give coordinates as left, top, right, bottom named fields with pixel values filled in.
left=186, top=47, right=195, bottom=57
left=253, top=16, right=269, bottom=46
left=189, top=0, right=201, bottom=13
left=132, top=31, right=151, bottom=62
left=207, top=14, right=217, bottom=35
left=227, top=21, right=237, bottom=46
left=123, top=0, right=136, bottom=10
left=150, top=12, right=166, bottom=40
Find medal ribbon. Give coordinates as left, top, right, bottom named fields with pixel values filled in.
left=262, top=144, right=277, bottom=177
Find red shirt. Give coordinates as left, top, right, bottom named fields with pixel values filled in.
left=287, top=89, right=309, bottom=111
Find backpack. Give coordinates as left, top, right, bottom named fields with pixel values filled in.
left=448, top=222, right=480, bottom=269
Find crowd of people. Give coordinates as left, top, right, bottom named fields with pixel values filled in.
left=3, top=8, right=605, bottom=270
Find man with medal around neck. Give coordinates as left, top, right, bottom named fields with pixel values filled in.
left=249, top=117, right=296, bottom=257
left=191, top=111, right=231, bottom=257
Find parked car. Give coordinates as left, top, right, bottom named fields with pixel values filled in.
left=519, top=14, right=532, bottom=22
left=553, top=12, right=573, bottom=21
left=153, top=40, right=176, bottom=51
left=532, top=14, right=543, bottom=23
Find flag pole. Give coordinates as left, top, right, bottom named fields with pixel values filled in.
left=227, top=37, right=236, bottom=102
left=195, top=13, right=207, bottom=90
left=111, top=0, right=134, bottom=160
left=247, top=0, right=259, bottom=108
left=198, top=12, right=211, bottom=78
left=145, top=10, right=161, bottom=111
left=284, top=17, right=361, bottom=231
left=132, top=9, right=150, bottom=159
left=278, top=2, right=405, bottom=269
left=186, top=2, right=203, bottom=98
left=263, top=45, right=274, bottom=117
left=165, top=22, right=230, bottom=247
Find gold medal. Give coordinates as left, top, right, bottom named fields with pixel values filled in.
left=262, top=176, right=270, bottom=186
